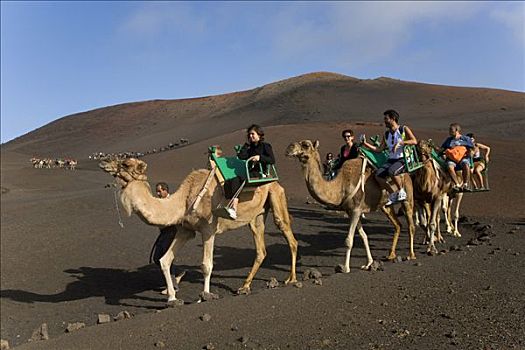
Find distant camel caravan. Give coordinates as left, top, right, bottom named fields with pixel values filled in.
left=286, top=140, right=417, bottom=270
left=30, top=157, right=77, bottom=170
left=99, top=157, right=297, bottom=304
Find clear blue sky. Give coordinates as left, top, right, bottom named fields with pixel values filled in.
left=1, top=1, right=524, bottom=143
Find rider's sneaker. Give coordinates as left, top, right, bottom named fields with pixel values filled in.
left=385, top=192, right=398, bottom=206
left=226, top=207, right=237, bottom=220
left=397, top=188, right=407, bottom=201
left=461, top=183, right=471, bottom=192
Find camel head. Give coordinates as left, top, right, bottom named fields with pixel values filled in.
left=416, top=139, right=433, bottom=161
left=285, top=140, right=320, bottom=163
left=99, top=158, right=148, bottom=188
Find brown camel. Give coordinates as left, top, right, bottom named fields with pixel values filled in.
left=99, top=157, right=298, bottom=304
left=413, top=140, right=464, bottom=253
left=286, top=140, right=416, bottom=272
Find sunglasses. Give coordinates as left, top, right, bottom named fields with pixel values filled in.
left=343, top=134, right=353, bottom=138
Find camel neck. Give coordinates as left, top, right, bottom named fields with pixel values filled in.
left=302, top=153, right=345, bottom=206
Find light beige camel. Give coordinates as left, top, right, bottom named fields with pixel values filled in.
left=413, top=140, right=464, bottom=252
left=99, top=158, right=297, bottom=304
left=286, top=140, right=416, bottom=273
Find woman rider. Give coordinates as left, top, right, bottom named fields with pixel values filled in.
left=224, top=124, right=275, bottom=219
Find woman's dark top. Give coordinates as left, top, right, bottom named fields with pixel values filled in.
left=237, top=141, right=275, bottom=177
left=224, top=141, right=275, bottom=199
left=334, top=144, right=359, bottom=170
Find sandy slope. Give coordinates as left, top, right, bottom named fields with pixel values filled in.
left=1, top=73, right=525, bottom=349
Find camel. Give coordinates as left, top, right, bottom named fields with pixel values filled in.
left=99, top=157, right=298, bottom=304
left=286, top=140, right=416, bottom=273
left=413, top=139, right=464, bottom=253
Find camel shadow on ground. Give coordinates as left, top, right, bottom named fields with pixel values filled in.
left=0, top=265, right=171, bottom=309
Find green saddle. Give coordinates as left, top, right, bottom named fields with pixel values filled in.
left=209, top=145, right=278, bottom=185
left=358, top=136, right=424, bottom=172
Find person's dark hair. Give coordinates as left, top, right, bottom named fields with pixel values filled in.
left=383, top=109, right=400, bottom=123
left=326, top=152, right=333, bottom=159
left=247, top=124, right=265, bottom=141
left=341, top=129, right=354, bottom=138
left=466, top=133, right=474, bottom=138
left=156, top=182, right=169, bottom=192
left=449, top=123, right=461, bottom=133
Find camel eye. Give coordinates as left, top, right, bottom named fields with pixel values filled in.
left=300, top=142, right=309, bottom=149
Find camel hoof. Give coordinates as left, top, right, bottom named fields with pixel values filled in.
left=426, top=246, right=438, bottom=256
left=387, top=254, right=396, bottom=261
left=166, top=299, right=184, bottom=307
left=284, top=277, right=298, bottom=285
left=335, top=264, right=350, bottom=273
left=407, top=255, right=417, bottom=261
left=199, top=291, right=219, bottom=302
left=360, top=263, right=373, bottom=270
left=161, top=288, right=168, bottom=295
left=236, top=287, right=251, bottom=295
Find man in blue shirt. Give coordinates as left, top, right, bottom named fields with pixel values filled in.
left=440, top=123, right=474, bottom=191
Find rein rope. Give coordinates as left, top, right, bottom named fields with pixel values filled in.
left=188, top=163, right=217, bottom=214
left=113, top=185, right=124, bottom=228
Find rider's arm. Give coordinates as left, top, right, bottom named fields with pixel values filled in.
left=259, top=143, right=276, bottom=164
left=477, top=143, right=491, bottom=161
left=237, top=143, right=251, bottom=160
left=362, top=137, right=385, bottom=153
left=402, top=126, right=417, bottom=146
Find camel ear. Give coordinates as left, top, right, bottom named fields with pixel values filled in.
left=313, top=140, right=320, bottom=149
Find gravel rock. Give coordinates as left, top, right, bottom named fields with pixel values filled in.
left=200, top=313, right=212, bottom=322
left=303, top=268, right=323, bottom=280
left=334, top=264, right=346, bottom=273
left=114, top=311, right=133, bottom=321
left=414, top=262, right=422, bottom=267
left=200, top=291, right=219, bottom=302
left=294, top=282, right=303, bottom=288
left=266, top=277, right=279, bottom=289
left=30, top=323, right=49, bottom=341
left=468, top=238, right=481, bottom=246
left=314, top=278, right=323, bottom=286
left=203, top=343, right=215, bottom=350
left=154, top=341, right=165, bottom=347
left=97, top=314, right=111, bottom=324
left=66, top=322, right=85, bottom=333
left=238, top=336, right=249, bottom=345
left=394, top=256, right=403, bottom=263
left=0, top=339, right=9, bottom=350
left=446, top=330, right=458, bottom=338
left=166, top=299, right=184, bottom=307
left=450, top=245, right=461, bottom=251
left=478, top=233, right=491, bottom=240
left=370, top=260, right=384, bottom=271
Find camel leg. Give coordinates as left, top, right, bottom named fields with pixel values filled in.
left=268, top=185, right=298, bottom=285
left=442, top=194, right=454, bottom=235
left=357, top=221, right=374, bottom=270
left=238, top=213, right=267, bottom=295
left=160, top=228, right=195, bottom=303
left=200, top=231, right=216, bottom=295
left=450, top=193, right=464, bottom=237
left=435, top=207, right=444, bottom=243
left=342, top=210, right=361, bottom=273
left=403, top=200, right=417, bottom=260
left=427, top=197, right=442, bottom=255
left=422, top=203, right=431, bottom=245
left=381, top=206, right=402, bottom=260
